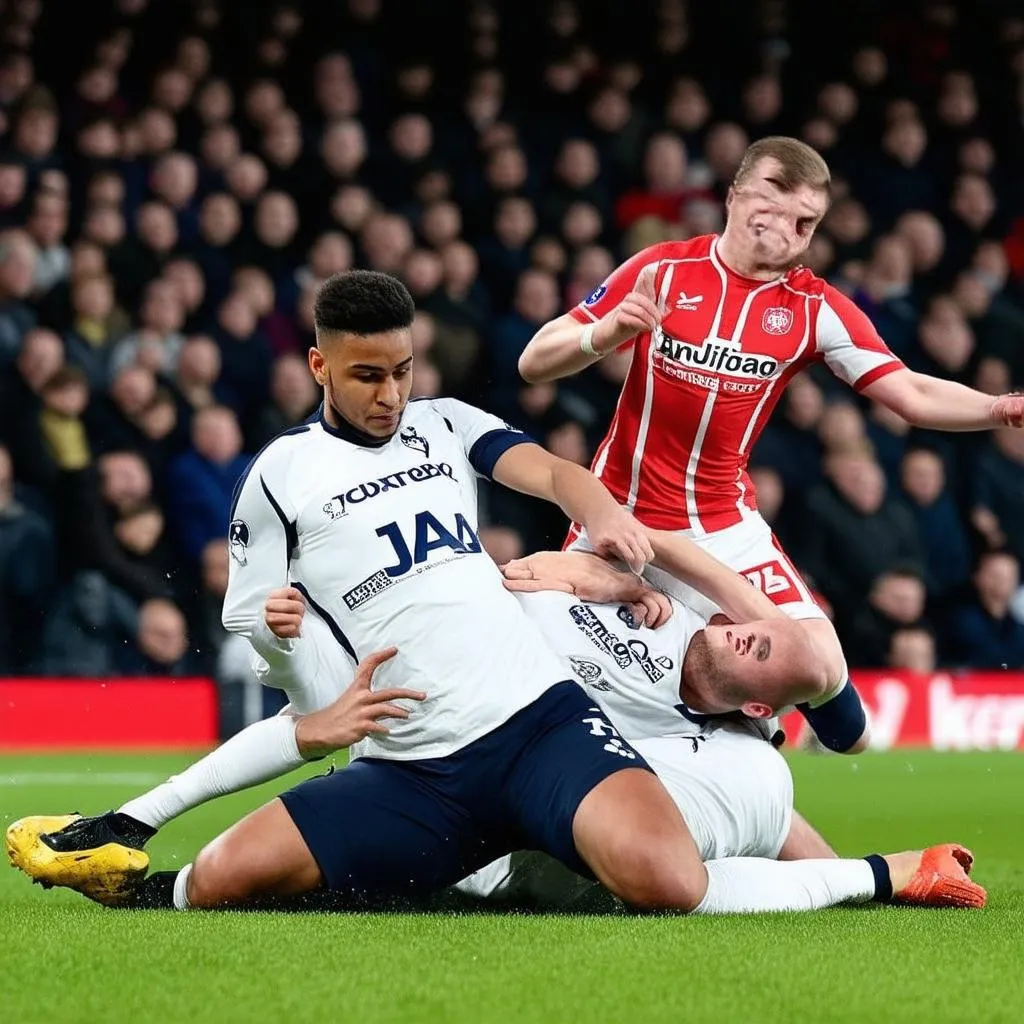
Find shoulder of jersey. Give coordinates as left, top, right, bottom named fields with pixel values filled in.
left=785, top=264, right=827, bottom=297
left=641, top=235, right=714, bottom=263
left=249, top=421, right=319, bottom=473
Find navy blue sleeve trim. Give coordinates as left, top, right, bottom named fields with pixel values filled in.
left=468, top=428, right=534, bottom=479
left=260, top=476, right=298, bottom=561
left=798, top=680, right=867, bottom=752
left=291, top=581, right=357, bottom=663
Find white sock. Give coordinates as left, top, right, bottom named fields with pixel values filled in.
left=693, top=857, right=877, bottom=914
left=173, top=864, right=193, bottom=911
left=118, top=715, right=305, bottom=830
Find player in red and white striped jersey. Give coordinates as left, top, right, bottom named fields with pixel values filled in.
left=520, top=136, right=1024, bottom=749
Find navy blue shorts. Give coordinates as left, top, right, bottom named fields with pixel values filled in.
left=279, top=681, right=650, bottom=905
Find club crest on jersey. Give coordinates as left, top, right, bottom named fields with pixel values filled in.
left=655, top=328, right=780, bottom=380
left=761, top=307, right=793, bottom=336
left=400, top=426, right=429, bottom=458
left=228, top=519, right=250, bottom=565
left=569, top=656, right=611, bottom=691
left=584, top=284, right=607, bottom=306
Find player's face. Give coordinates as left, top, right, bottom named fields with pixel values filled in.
left=311, top=329, right=414, bottom=438
left=698, top=618, right=825, bottom=714
left=725, top=159, right=827, bottom=271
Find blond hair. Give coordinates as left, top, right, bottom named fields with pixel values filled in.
left=734, top=136, right=831, bottom=193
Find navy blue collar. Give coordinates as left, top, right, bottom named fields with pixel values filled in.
left=313, top=402, right=393, bottom=448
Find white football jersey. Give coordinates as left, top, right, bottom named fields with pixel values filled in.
left=222, top=400, right=571, bottom=761
left=510, top=590, right=707, bottom=741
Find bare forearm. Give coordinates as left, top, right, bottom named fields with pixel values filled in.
left=550, top=460, right=621, bottom=525
left=518, top=317, right=603, bottom=382
left=884, top=372, right=996, bottom=431
left=649, top=530, right=785, bottom=623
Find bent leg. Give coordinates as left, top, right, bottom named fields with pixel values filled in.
left=188, top=797, right=323, bottom=907
left=191, top=758, right=487, bottom=910
left=572, top=768, right=709, bottom=911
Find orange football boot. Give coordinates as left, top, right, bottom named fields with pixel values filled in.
left=894, top=844, right=987, bottom=909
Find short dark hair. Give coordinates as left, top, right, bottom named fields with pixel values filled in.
left=314, top=270, right=415, bottom=340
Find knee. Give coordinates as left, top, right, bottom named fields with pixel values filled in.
left=601, top=843, right=708, bottom=912
left=188, top=836, right=250, bottom=908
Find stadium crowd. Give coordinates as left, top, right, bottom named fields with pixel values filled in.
left=0, top=0, right=1023, bottom=697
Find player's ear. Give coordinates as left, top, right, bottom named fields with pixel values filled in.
left=740, top=700, right=774, bottom=720
left=308, top=346, right=327, bottom=386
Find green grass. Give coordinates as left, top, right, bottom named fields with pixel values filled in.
left=1, top=750, right=1023, bottom=1023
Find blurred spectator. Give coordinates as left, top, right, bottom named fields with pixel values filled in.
left=888, top=627, right=938, bottom=673
left=62, top=272, right=121, bottom=389
left=799, top=451, right=924, bottom=618
left=845, top=567, right=929, bottom=668
left=118, top=597, right=194, bottom=675
left=971, top=428, right=1024, bottom=565
left=109, top=277, right=186, bottom=378
left=0, top=327, right=65, bottom=490
left=947, top=551, right=1024, bottom=668
left=248, top=353, right=318, bottom=450
left=57, top=450, right=174, bottom=603
left=0, top=228, right=37, bottom=363
left=166, top=405, right=249, bottom=565
left=0, top=444, right=53, bottom=671
left=754, top=374, right=825, bottom=495
left=899, top=447, right=970, bottom=597
left=488, top=268, right=560, bottom=421
left=27, top=191, right=69, bottom=298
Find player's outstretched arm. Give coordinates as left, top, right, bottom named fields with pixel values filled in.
left=862, top=368, right=1024, bottom=431
left=647, top=529, right=789, bottom=625
left=519, top=257, right=664, bottom=382
left=491, top=443, right=654, bottom=573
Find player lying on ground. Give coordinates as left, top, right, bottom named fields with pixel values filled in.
left=9, top=546, right=985, bottom=911
left=518, top=134, right=1024, bottom=746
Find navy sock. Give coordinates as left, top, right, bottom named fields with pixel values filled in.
left=864, top=854, right=893, bottom=902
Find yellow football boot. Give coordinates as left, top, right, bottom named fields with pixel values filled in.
left=6, top=812, right=150, bottom=906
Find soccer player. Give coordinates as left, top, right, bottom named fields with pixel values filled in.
left=517, top=135, right=1024, bottom=743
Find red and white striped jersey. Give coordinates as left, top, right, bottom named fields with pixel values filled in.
left=569, top=235, right=904, bottom=534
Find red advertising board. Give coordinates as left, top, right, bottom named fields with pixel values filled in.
left=1, top=672, right=1023, bottom=751
left=781, top=671, right=1024, bottom=750
left=0, top=678, right=219, bottom=749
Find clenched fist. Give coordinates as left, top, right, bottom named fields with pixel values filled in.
left=264, top=586, right=306, bottom=638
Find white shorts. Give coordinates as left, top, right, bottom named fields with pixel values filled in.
left=456, top=722, right=794, bottom=908
left=574, top=512, right=827, bottom=623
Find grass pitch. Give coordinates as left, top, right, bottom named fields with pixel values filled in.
left=1, top=749, right=1022, bottom=1024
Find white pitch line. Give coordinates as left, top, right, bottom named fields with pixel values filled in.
left=0, top=772, right=165, bottom=787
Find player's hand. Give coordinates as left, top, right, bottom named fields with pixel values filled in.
left=593, top=265, right=666, bottom=351
left=501, top=551, right=672, bottom=627
left=990, top=393, right=1024, bottom=427
left=294, top=648, right=426, bottom=758
left=264, top=586, right=306, bottom=638
left=583, top=504, right=654, bottom=576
